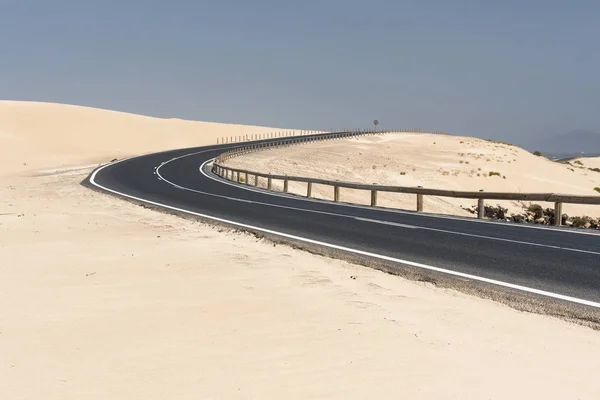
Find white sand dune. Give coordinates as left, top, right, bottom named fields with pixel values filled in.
left=577, top=156, right=600, bottom=170
left=224, top=133, right=600, bottom=219
left=2, top=102, right=600, bottom=399
left=0, top=100, right=293, bottom=176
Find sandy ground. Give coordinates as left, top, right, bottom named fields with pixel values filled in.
left=577, top=156, right=600, bottom=170
left=2, top=102, right=600, bottom=399
left=224, top=133, right=600, bottom=219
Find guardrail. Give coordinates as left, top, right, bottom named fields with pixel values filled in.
left=211, top=130, right=600, bottom=226
left=215, top=129, right=449, bottom=163
left=214, top=128, right=444, bottom=145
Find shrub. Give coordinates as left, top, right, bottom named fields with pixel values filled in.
left=595, top=187, right=600, bottom=193
left=486, top=139, right=514, bottom=146
left=488, top=171, right=501, bottom=177
left=528, top=204, right=544, bottom=219
left=574, top=160, right=583, bottom=165
left=533, top=151, right=543, bottom=156
left=572, top=216, right=591, bottom=228
left=589, top=168, right=600, bottom=173
left=399, top=172, right=406, bottom=175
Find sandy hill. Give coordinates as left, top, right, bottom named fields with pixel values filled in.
left=0, top=101, right=294, bottom=176
left=223, top=133, right=600, bottom=219
left=576, top=156, right=600, bottom=170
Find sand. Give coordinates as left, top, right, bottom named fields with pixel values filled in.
left=2, top=102, right=600, bottom=399
left=0, top=100, right=300, bottom=177
left=223, top=133, right=600, bottom=218
left=577, top=156, right=600, bottom=170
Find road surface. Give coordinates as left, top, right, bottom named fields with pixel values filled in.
left=86, top=134, right=600, bottom=320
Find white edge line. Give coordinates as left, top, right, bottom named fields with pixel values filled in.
left=89, top=155, right=600, bottom=310
left=198, top=160, right=600, bottom=255
left=204, top=155, right=600, bottom=237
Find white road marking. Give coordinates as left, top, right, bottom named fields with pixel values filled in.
left=353, top=218, right=418, bottom=229
left=87, top=151, right=600, bottom=309
left=354, top=217, right=600, bottom=256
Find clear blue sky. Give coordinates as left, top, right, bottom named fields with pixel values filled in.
left=1, top=0, right=599, bottom=145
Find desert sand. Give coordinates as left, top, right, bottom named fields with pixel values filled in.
left=0, top=101, right=299, bottom=177
left=2, top=102, right=600, bottom=399
left=577, top=156, right=600, bottom=170
left=223, top=133, right=600, bottom=219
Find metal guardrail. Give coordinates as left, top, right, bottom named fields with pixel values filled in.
left=212, top=130, right=600, bottom=226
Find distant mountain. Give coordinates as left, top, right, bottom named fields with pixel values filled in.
left=527, top=130, right=600, bottom=157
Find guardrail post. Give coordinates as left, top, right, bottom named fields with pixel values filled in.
left=307, top=182, right=312, bottom=197
left=477, top=193, right=485, bottom=219
left=417, top=192, right=424, bottom=212
left=371, top=190, right=377, bottom=207
left=334, top=186, right=340, bottom=202
left=554, top=202, right=563, bottom=226
left=244, top=172, right=248, bottom=184
left=284, top=179, right=289, bottom=193
left=268, top=177, right=272, bottom=190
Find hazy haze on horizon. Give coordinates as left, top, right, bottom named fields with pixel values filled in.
left=1, top=0, right=599, bottom=146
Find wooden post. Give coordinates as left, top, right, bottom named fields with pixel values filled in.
left=283, top=179, right=289, bottom=193
left=554, top=202, right=563, bottom=226
left=254, top=175, right=258, bottom=186
left=334, top=186, right=340, bottom=202
left=307, top=182, right=312, bottom=198
left=417, top=193, right=424, bottom=212
left=268, top=177, right=272, bottom=190
left=371, top=190, right=377, bottom=207
left=244, top=172, right=248, bottom=184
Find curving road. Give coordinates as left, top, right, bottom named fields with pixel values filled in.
left=86, top=134, right=600, bottom=316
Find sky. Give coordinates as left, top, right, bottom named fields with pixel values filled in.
left=1, top=0, right=599, bottom=145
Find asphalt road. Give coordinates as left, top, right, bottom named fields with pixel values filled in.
left=87, top=135, right=600, bottom=314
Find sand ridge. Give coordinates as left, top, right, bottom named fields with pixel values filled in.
left=577, top=156, right=600, bottom=170
left=0, top=100, right=300, bottom=176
